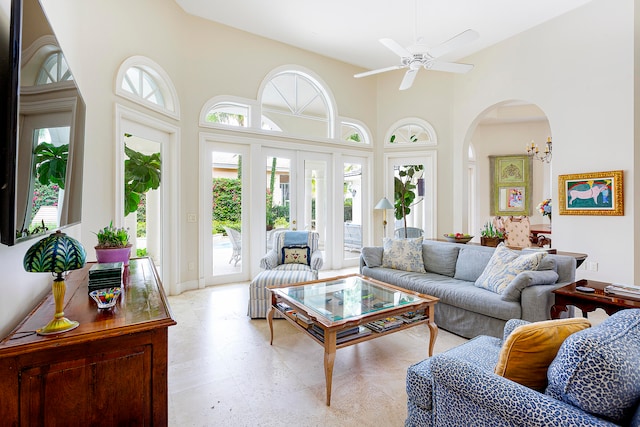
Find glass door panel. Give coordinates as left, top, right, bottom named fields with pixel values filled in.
left=211, top=150, right=244, bottom=276
left=343, top=161, right=362, bottom=261
left=265, top=155, right=292, bottom=250
left=297, top=152, right=330, bottom=255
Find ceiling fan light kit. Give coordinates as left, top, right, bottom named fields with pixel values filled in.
left=354, top=29, right=479, bottom=90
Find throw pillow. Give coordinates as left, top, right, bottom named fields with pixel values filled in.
left=546, top=309, right=640, bottom=423
left=423, top=244, right=460, bottom=277
left=500, top=270, right=560, bottom=302
left=282, top=246, right=310, bottom=265
left=453, top=247, right=494, bottom=282
left=474, top=243, right=546, bottom=294
left=381, top=237, right=426, bottom=273
left=361, top=247, right=383, bottom=268
left=495, top=318, right=591, bottom=391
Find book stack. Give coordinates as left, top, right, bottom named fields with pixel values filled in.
left=605, top=283, right=640, bottom=300
left=88, top=262, right=124, bottom=293
left=366, top=316, right=405, bottom=332
left=309, top=325, right=371, bottom=344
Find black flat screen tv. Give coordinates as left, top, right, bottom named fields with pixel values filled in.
left=0, top=0, right=85, bottom=246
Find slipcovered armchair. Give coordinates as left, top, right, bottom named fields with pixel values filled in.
left=406, top=309, right=640, bottom=427
left=259, top=230, right=323, bottom=278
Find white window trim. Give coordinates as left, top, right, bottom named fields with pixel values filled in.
left=115, top=56, right=180, bottom=120
left=339, top=117, right=372, bottom=145
left=384, top=117, right=438, bottom=148
left=199, top=95, right=259, bottom=129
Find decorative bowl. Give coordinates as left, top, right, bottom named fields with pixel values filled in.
left=89, top=287, right=122, bottom=309
left=443, top=234, right=474, bottom=244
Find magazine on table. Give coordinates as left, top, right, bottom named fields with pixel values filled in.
left=605, top=283, right=640, bottom=299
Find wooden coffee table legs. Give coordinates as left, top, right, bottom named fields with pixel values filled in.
left=323, top=333, right=337, bottom=406
left=426, top=305, right=438, bottom=357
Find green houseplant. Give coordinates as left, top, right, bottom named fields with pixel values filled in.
left=394, top=164, right=424, bottom=238
left=94, top=221, right=132, bottom=265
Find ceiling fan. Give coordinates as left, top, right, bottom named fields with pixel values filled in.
left=354, top=29, right=480, bottom=90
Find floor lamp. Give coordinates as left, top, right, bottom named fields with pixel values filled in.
left=374, top=197, right=394, bottom=237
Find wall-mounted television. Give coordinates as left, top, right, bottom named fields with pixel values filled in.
left=0, top=0, right=86, bottom=246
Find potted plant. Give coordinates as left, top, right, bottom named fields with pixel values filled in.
left=394, top=164, right=424, bottom=238
left=94, top=221, right=132, bottom=265
left=480, top=221, right=505, bottom=247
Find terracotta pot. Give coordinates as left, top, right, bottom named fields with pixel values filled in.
left=95, top=246, right=132, bottom=266
left=480, top=237, right=504, bottom=247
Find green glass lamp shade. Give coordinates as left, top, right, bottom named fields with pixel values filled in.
left=23, top=230, right=86, bottom=335
left=24, top=230, right=86, bottom=273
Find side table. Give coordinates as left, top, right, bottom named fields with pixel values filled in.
left=551, top=279, right=640, bottom=319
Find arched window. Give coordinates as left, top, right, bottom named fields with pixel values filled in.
left=36, top=52, right=73, bottom=85
left=115, top=56, right=180, bottom=119
left=259, top=67, right=335, bottom=139
left=341, top=121, right=370, bottom=144
left=205, top=103, right=249, bottom=127
left=385, top=118, right=437, bottom=147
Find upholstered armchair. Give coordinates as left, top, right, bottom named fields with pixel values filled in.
left=406, top=309, right=640, bottom=427
left=259, top=230, right=323, bottom=278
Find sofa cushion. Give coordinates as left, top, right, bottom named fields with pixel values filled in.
left=382, top=237, right=426, bottom=273
left=474, top=244, right=546, bottom=294
left=545, top=309, right=640, bottom=423
left=494, top=318, right=591, bottom=391
left=423, top=244, right=459, bottom=277
left=500, top=270, right=559, bottom=302
left=361, top=246, right=383, bottom=267
left=453, top=247, right=494, bottom=282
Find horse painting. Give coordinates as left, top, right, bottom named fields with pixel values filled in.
left=568, top=184, right=607, bottom=205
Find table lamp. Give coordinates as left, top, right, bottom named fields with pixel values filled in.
left=374, top=197, right=394, bottom=236
left=23, top=230, right=86, bottom=335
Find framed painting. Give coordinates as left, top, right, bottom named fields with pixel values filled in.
left=558, top=170, right=624, bottom=216
left=490, top=155, right=532, bottom=216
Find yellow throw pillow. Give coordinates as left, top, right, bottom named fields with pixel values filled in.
left=494, top=318, right=591, bottom=391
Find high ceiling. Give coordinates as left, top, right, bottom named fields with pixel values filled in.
left=175, top=0, right=592, bottom=71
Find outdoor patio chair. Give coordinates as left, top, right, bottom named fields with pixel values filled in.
left=224, top=226, right=242, bottom=266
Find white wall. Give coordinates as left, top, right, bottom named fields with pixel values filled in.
left=451, top=0, right=635, bottom=282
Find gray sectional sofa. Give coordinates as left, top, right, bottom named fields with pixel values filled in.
left=359, top=239, right=576, bottom=339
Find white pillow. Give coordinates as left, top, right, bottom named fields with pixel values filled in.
left=474, top=243, right=546, bottom=294
left=381, top=237, right=426, bottom=273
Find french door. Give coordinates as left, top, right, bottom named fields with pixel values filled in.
left=263, top=148, right=331, bottom=256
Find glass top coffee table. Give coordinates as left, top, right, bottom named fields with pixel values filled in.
left=267, top=273, right=439, bottom=406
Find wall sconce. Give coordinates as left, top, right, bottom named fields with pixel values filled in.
left=23, top=230, right=86, bottom=335
left=374, top=197, right=394, bottom=237
left=526, top=137, right=552, bottom=163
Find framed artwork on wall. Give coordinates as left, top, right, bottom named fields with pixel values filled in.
left=558, top=170, right=624, bottom=216
left=489, top=155, right=532, bottom=216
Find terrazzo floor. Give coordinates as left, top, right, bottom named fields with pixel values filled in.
left=166, top=269, right=608, bottom=427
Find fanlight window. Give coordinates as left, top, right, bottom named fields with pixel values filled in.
left=121, top=66, right=165, bottom=107
left=341, top=122, right=367, bottom=144
left=205, top=103, right=249, bottom=127
left=389, top=123, right=432, bottom=144
left=36, top=52, right=73, bottom=85
left=261, top=71, right=331, bottom=139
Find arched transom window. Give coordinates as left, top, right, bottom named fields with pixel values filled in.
left=385, top=118, right=437, bottom=147
left=260, top=70, right=332, bottom=139
left=36, top=52, right=73, bottom=85
left=122, top=66, right=165, bottom=107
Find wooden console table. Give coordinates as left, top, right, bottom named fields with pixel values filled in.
left=551, top=279, right=640, bottom=319
left=0, top=257, right=176, bottom=426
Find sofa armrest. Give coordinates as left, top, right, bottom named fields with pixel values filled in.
left=520, top=281, right=573, bottom=322
left=430, top=355, right=618, bottom=427
left=503, top=318, right=529, bottom=341
left=310, top=250, right=323, bottom=271
left=260, top=250, right=279, bottom=269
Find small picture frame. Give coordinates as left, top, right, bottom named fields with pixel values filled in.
left=490, top=155, right=532, bottom=216
left=558, top=170, right=624, bottom=216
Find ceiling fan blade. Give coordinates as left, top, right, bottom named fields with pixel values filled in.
left=380, top=38, right=412, bottom=58
left=399, top=69, right=418, bottom=90
left=428, top=61, right=474, bottom=74
left=428, top=29, right=479, bottom=59
left=354, top=65, right=404, bottom=78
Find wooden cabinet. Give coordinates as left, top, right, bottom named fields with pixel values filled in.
left=0, top=257, right=176, bottom=426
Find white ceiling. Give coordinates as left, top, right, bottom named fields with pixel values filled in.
left=175, top=0, right=592, bottom=71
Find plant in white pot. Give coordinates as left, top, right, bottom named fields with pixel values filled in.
left=94, top=221, right=132, bottom=265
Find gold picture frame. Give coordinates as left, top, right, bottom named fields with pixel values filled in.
left=558, top=170, right=624, bottom=216
left=489, top=155, right=532, bottom=216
